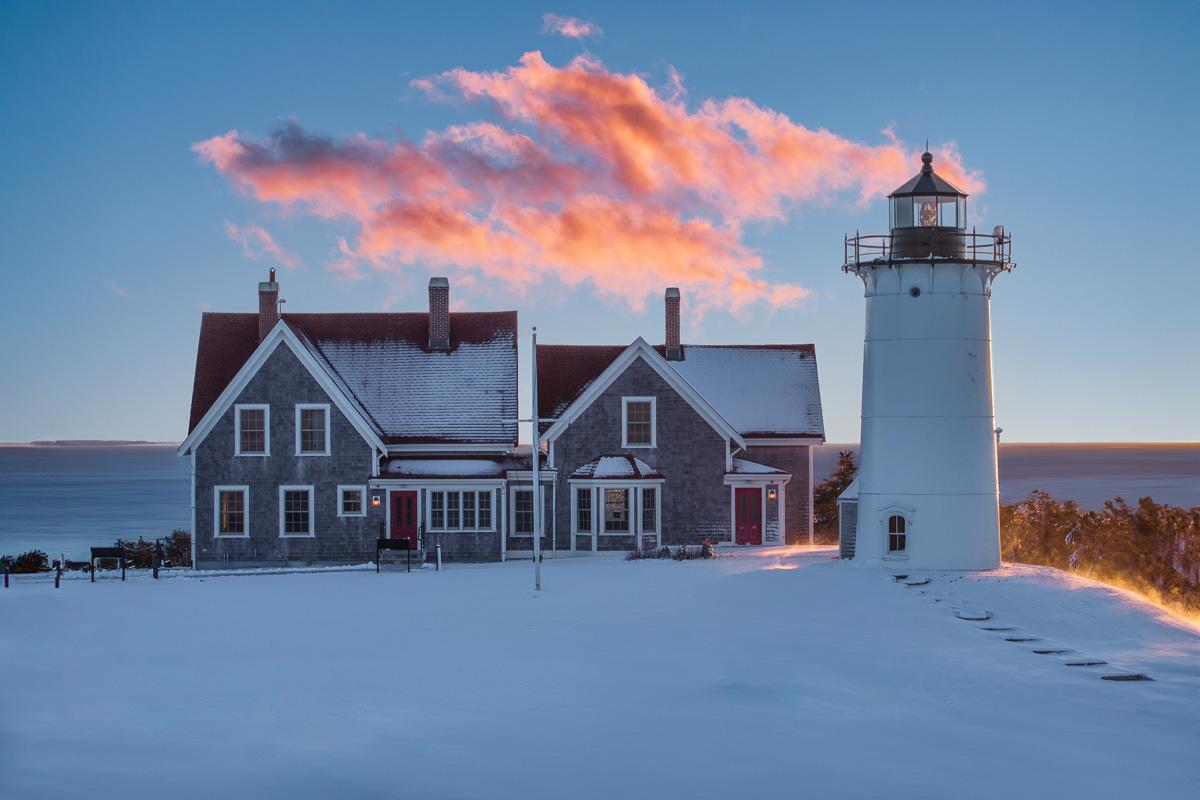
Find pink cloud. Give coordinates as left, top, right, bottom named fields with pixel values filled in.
left=193, top=51, right=986, bottom=314
left=542, top=13, right=602, bottom=39
left=103, top=280, right=127, bottom=298
left=223, top=221, right=301, bottom=270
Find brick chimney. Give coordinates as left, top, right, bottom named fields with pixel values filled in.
left=258, top=267, right=279, bottom=343
left=428, top=277, right=450, bottom=349
left=664, top=287, right=682, bottom=360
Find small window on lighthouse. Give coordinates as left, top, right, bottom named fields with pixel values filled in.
left=887, top=515, right=907, bottom=554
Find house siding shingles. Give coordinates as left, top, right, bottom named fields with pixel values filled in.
left=740, top=445, right=813, bottom=545
left=552, top=356, right=731, bottom=549
left=194, top=344, right=382, bottom=567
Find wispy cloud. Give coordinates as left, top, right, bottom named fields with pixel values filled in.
left=103, top=280, right=127, bottom=297
left=223, top=221, right=301, bottom=269
left=542, top=13, right=602, bottom=39
left=193, top=51, right=984, bottom=315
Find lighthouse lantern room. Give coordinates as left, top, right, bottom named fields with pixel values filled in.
left=843, top=149, right=1014, bottom=570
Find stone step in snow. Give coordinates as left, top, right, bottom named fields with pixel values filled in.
left=1064, top=660, right=1108, bottom=667
left=954, top=609, right=992, bottom=621
left=1005, top=636, right=1042, bottom=642
left=1101, top=673, right=1153, bottom=681
left=1032, top=648, right=1074, bottom=655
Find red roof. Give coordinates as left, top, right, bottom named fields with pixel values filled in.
left=187, top=311, right=518, bottom=445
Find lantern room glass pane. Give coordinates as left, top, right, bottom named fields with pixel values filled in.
left=894, top=197, right=913, bottom=228
left=915, top=196, right=939, bottom=227
left=939, top=197, right=959, bottom=228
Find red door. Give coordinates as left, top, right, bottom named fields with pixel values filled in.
left=391, top=491, right=418, bottom=549
left=735, top=488, right=762, bottom=545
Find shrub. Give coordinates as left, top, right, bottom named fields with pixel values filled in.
left=163, top=529, right=192, bottom=567
left=1, top=550, right=50, bottom=574
left=813, top=450, right=857, bottom=544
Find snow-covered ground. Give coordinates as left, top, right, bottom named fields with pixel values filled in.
left=2, top=548, right=1197, bottom=799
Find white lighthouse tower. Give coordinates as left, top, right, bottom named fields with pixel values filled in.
left=843, top=149, right=1013, bottom=570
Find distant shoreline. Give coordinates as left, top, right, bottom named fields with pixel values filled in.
left=0, top=440, right=181, bottom=447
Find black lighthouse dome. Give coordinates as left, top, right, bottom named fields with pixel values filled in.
left=888, top=149, right=968, bottom=258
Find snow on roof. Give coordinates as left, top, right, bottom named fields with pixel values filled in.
left=729, top=458, right=787, bottom=475
left=536, top=343, right=824, bottom=439
left=668, top=346, right=824, bottom=439
left=187, top=311, right=519, bottom=444
left=384, top=457, right=519, bottom=479
left=570, top=455, right=665, bottom=480
left=838, top=476, right=859, bottom=502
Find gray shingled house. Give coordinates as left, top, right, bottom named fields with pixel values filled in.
left=177, top=272, right=535, bottom=568
left=535, top=289, right=825, bottom=554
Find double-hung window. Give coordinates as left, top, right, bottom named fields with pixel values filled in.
left=604, top=488, right=630, bottom=532
left=887, top=515, right=907, bottom=554
left=235, top=405, right=269, bottom=455
left=280, top=486, right=314, bottom=537
left=428, top=490, right=496, bottom=531
left=338, top=486, right=366, bottom=517
left=622, top=397, right=656, bottom=448
left=214, top=486, right=249, bottom=537
left=514, top=490, right=535, bottom=535
left=641, top=487, right=657, bottom=533
left=576, top=488, right=592, bottom=533
left=296, top=405, right=330, bottom=455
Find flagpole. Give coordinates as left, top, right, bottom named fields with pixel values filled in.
left=531, top=327, right=541, bottom=591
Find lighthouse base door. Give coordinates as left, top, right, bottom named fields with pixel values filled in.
left=391, top=491, right=419, bottom=550
left=735, top=488, right=762, bottom=545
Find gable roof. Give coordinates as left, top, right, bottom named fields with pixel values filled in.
left=185, top=311, right=518, bottom=447
left=538, top=339, right=744, bottom=448
left=537, top=342, right=824, bottom=440
left=570, top=454, right=665, bottom=481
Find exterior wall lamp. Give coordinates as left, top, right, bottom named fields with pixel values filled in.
left=768, top=489, right=777, bottom=501
left=372, top=495, right=381, bottom=507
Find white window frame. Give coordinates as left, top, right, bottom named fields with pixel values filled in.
left=621, top=396, right=656, bottom=449
left=295, top=404, right=331, bottom=456
left=880, top=504, right=915, bottom=561
left=234, top=404, right=270, bottom=456
left=213, top=485, right=250, bottom=538
left=640, top=486, right=660, bottom=534
left=279, top=485, right=315, bottom=538
left=574, top=486, right=593, bottom=534
left=508, top=486, right=545, bottom=538
left=602, top=486, right=632, bottom=533
left=337, top=485, right=367, bottom=518
left=425, top=488, right=498, bottom=532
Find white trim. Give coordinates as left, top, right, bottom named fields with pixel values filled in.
left=337, top=485, right=367, bottom=517
left=386, top=442, right=513, bottom=453
left=213, top=485, right=250, bottom=538
left=640, top=486, right=661, bottom=543
left=539, top=338, right=745, bottom=450
left=190, top=450, right=197, bottom=567
left=880, top=503, right=916, bottom=558
left=279, top=485, right=315, bottom=538
left=621, top=396, right=657, bottom=448
left=743, top=437, right=826, bottom=446
left=724, top=473, right=792, bottom=485
left=176, top=320, right=387, bottom=458
left=295, top=404, right=331, bottom=456
left=779, top=481, right=788, bottom=546
left=807, top=445, right=814, bottom=546
left=234, top=404, right=270, bottom=456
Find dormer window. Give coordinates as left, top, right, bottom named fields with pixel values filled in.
left=622, top=397, right=656, bottom=448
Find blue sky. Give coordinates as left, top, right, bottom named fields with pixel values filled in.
left=1, top=0, right=1196, bottom=443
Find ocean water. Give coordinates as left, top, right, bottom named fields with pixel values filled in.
left=0, top=446, right=190, bottom=562
left=815, top=443, right=1199, bottom=510
left=1, top=443, right=1196, bottom=561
